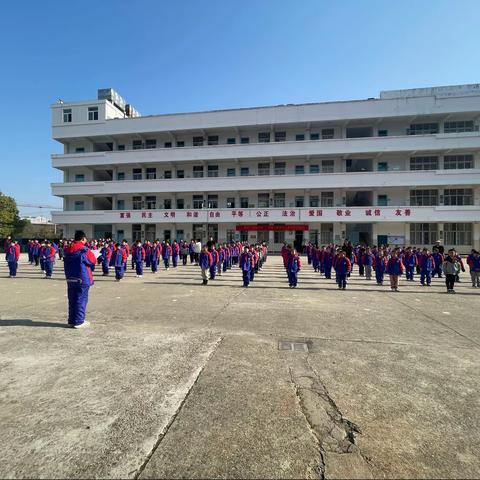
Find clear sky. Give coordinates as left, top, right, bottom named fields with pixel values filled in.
left=1, top=0, right=479, bottom=217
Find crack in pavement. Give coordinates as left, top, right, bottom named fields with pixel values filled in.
left=289, top=355, right=374, bottom=479
left=133, top=336, right=224, bottom=479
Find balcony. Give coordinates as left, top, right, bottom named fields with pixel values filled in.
left=51, top=168, right=480, bottom=197
left=52, top=205, right=480, bottom=225
left=51, top=132, right=480, bottom=169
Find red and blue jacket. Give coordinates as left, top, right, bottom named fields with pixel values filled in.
left=6, top=244, right=20, bottom=262
left=199, top=251, right=212, bottom=269
left=64, top=241, right=96, bottom=286
left=386, top=257, right=404, bottom=275
left=335, top=257, right=351, bottom=275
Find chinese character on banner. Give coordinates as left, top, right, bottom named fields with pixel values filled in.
left=187, top=211, right=192, bottom=217
left=148, top=212, right=152, bottom=218
left=336, top=210, right=343, bottom=216
left=374, top=209, right=381, bottom=216
left=164, top=212, right=169, bottom=218
left=126, top=212, right=131, bottom=218
left=263, top=210, right=269, bottom=217
left=316, top=210, right=323, bottom=216
left=170, top=212, right=176, bottom=218
left=345, top=210, right=351, bottom=216
left=215, top=211, right=220, bottom=218
left=256, top=211, right=262, bottom=217
left=404, top=209, right=411, bottom=216
left=141, top=212, right=146, bottom=218
left=290, top=210, right=295, bottom=217
left=209, top=211, right=215, bottom=218
left=395, top=209, right=402, bottom=216
left=308, top=210, right=315, bottom=217
left=238, top=211, right=243, bottom=217
left=120, top=212, right=125, bottom=219
left=365, top=209, right=372, bottom=216
left=193, top=211, right=199, bottom=218
left=282, top=210, right=288, bottom=217
left=231, top=210, right=237, bottom=217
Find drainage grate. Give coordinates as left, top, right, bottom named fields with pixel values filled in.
left=279, top=341, right=309, bottom=352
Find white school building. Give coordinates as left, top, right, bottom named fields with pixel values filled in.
left=51, top=84, right=480, bottom=252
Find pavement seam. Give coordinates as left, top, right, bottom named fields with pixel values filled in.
left=133, top=335, right=224, bottom=479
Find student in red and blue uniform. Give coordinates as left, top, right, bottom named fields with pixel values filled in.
left=374, top=250, right=388, bottom=285
left=432, top=248, right=444, bottom=278
left=144, top=241, right=152, bottom=269
left=63, top=231, right=97, bottom=328
left=239, top=246, right=253, bottom=287
left=419, top=248, right=435, bottom=286
left=151, top=241, right=162, bottom=273
left=132, top=240, right=146, bottom=277
left=6, top=239, right=20, bottom=278
left=100, top=242, right=112, bottom=276
left=467, top=250, right=480, bottom=288
left=323, top=247, right=334, bottom=279
left=27, top=240, right=34, bottom=264
left=362, top=248, right=375, bottom=280
left=249, top=246, right=258, bottom=282
left=454, top=253, right=465, bottom=282
left=386, top=249, right=404, bottom=292
left=32, top=240, right=41, bottom=266
left=162, top=241, right=172, bottom=269
left=334, top=250, right=351, bottom=290
left=121, top=239, right=130, bottom=271
left=403, top=247, right=417, bottom=281
left=209, top=247, right=218, bottom=280
left=42, top=240, right=56, bottom=278
left=199, top=245, right=212, bottom=285
left=287, top=248, right=302, bottom=288
left=112, top=243, right=127, bottom=281
left=171, top=240, right=180, bottom=268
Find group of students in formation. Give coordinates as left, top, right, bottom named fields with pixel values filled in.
left=290, top=241, right=480, bottom=293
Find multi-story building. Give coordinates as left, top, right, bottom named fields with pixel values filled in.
left=51, top=84, right=480, bottom=252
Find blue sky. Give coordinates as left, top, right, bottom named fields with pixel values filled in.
left=1, top=0, right=479, bottom=217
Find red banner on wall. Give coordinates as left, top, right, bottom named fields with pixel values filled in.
left=235, top=224, right=309, bottom=232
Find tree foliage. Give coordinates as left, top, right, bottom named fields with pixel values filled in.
left=0, top=192, right=28, bottom=237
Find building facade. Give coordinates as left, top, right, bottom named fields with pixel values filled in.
left=51, top=85, right=480, bottom=252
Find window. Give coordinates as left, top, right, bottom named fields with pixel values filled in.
left=117, top=200, right=125, bottom=210
left=378, top=162, right=388, bottom=171
left=146, top=196, right=156, bottom=209
left=117, top=145, right=125, bottom=151
left=309, top=164, right=320, bottom=174
left=296, top=134, right=305, bottom=141
left=227, top=137, right=236, bottom=144
left=227, top=197, right=235, bottom=208
left=295, top=196, right=304, bottom=207
left=410, top=156, right=438, bottom=170
left=164, top=199, right=172, bottom=209
left=193, top=166, right=204, bottom=178
left=207, top=195, right=218, bottom=208
left=164, top=170, right=172, bottom=179
left=240, top=167, right=249, bottom=176
left=378, top=129, right=388, bottom=137
left=322, top=128, right=334, bottom=139
left=309, top=195, right=319, bottom=207
left=193, top=136, right=204, bottom=146
left=274, top=193, right=285, bottom=208
left=274, top=162, right=286, bottom=175
left=241, top=137, right=250, bottom=144
left=63, top=108, right=72, bottom=123
left=410, top=189, right=439, bottom=206
left=295, top=165, right=305, bottom=175
left=444, top=121, right=474, bottom=133
left=176, top=199, right=184, bottom=209
left=274, top=231, right=285, bottom=244
left=443, top=188, right=473, bottom=206
left=346, top=126, right=373, bottom=138
left=258, top=162, right=270, bottom=176
left=146, top=168, right=156, bottom=180
left=88, top=106, right=99, bottom=121
left=117, top=172, right=125, bottom=181
left=74, top=200, right=85, bottom=211
left=207, top=135, right=219, bottom=146
left=176, top=141, right=185, bottom=147
left=75, top=174, right=85, bottom=182
left=444, top=223, right=472, bottom=245
left=145, top=139, right=157, bottom=149
left=310, top=133, right=320, bottom=140
left=133, top=168, right=142, bottom=180
left=258, top=132, right=270, bottom=143
left=132, top=140, right=143, bottom=150
left=207, top=165, right=219, bottom=177
left=258, top=193, right=269, bottom=208
left=274, top=131, right=286, bottom=142
left=407, top=123, right=439, bottom=135
left=322, top=160, right=334, bottom=173
left=164, top=142, right=172, bottom=148
left=227, top=168, right=236, bottom=177
left=410, top=223, right=438, bottom=245
left=443, top=154, right=474, bottom=169
left=193, top=195, right=204, bottom=209
left=321, top=192, right=334, bottom=207
left=176, top=169, right=184, bottom=178
left=240, top=197, right=249, bottom=208
left=377, top=195, right=388, bottom=206
left=132, top=196, right=142, bottom=210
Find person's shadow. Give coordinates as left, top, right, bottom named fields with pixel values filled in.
left=0, top=319, right=70, bottom=328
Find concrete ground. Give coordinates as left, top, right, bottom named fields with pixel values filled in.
left=0, top=254, right=479, bottom=479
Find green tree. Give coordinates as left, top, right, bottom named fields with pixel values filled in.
left=0, top=192, right=28, bottom=238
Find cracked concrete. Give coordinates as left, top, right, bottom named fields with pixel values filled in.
left=1, top=256, right=480, bottom=478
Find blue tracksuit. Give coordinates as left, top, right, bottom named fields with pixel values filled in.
left=403, top=253, right=417, bottom=280
left=287, top=255, right=301, bottom=287
left=420, top=254, right=435, bottom=285
left=239, top=252, right=252, bottom=286
left=210, top=250, right=218, bottom=279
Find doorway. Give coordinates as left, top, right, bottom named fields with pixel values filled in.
left=294, top=231, right=304, bottom=252
left=346, top=223, right=372, bottom=246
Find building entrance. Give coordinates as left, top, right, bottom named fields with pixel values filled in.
left=346, top=223, right=372, bottom=246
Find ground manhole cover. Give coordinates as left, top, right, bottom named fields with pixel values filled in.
left=279, top=341, right=309, bottom=352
